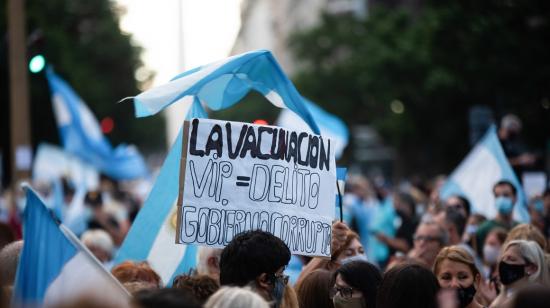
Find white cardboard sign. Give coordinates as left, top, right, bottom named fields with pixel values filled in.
left=176, top=118, right=336, bottom=257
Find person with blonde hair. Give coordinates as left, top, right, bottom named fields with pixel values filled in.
left=490, top=240, right=550, bottom=307
left=433, top=246, right=484, bottom=308
left=204, top=286, right=269, bottom=308
left=504, top=223, right=547, bottom=251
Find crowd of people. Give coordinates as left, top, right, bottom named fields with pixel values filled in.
left=0, top=173, right=549, bottom=308
left=0, top=114, right=548, bottom=307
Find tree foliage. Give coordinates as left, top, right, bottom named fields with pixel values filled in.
left=1, top=0, right=165, bottom=160
left=289, top=1, right=550, bottom=176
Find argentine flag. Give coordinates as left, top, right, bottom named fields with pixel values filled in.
left=117, top=50, right=323, bottom=285
left=13, top=185, right=130, bottom=307
left=46, top=68, right=147, bottom=180
left=440, top=125, right=528, bottom=222
left=114, top=128, right=197, bottom=286
left=133, top=49, right=320, bottom=134
left=276, top=98, right=349, bottom=159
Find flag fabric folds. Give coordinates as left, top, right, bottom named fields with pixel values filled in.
left=13, top=185, right=129, bottom=307
left=114, top=127, right=197, bottom=286
left=32, top=143, right=99, bottom=190
left=440, top=125, right=528, bottom=222
left=133, top=49, right=320, bottom=134
left=45, top=68, right=147, bottom=180
left=276, top=98, right=349, bottom=159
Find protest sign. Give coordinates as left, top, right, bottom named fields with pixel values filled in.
left=175, top=118, right=336, bottom=257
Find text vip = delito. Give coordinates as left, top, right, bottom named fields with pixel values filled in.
left=185, top=119, right=333, bottom=208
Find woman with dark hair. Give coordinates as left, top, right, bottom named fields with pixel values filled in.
left=330, top=261, right=382, bottom=308
left=376, top=263, right=439, bottom=308
left=295, top=269, right=334, bottom=308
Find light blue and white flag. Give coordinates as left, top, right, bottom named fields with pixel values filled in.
left=13, top=185, right=129, bottom=308
left=33, top=143, right=99, bottom=190
left=114, top=128, right=198, bottom=286
left=277, top=98, right=349, bottom=159
left=440, top=125, right=528, bottom=222
left=46, top=68, right=147, bottom=180
left=133, top=49, right=320, bottom=134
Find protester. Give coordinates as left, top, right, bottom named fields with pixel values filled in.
left=196, top=246, right=222, bottom=283
left=296, top=222, right=362, bottom=283
left=498, top=114, right=537, bottom=177
left=111, top=261, right=162, bottom=293
left=475, top=180, right=519, bottom=255
left=481, top=227, right=508, bottom=279
left=433, top=246, right=484, bottom=308
left=280, top=284, right=299, bottom=308
left=504, top=223, right=547, bottom=252
left=376, top=263, right=439, bottom=308
left=295, top=269, right=334, bottom=308
left=331, top=260, right=382, bottom=308
left=435, top=207, right=466, bottom=246
left=172, top=274, right=219, bottom=304
left=0, top=223, right=15, bottom=251
left=0, top=240, right=22, bottom=302
left=81, top=229, right=115, bottom=267
left=462, top=214, right=487, bottom=252
left=490, top=240, right=550, bottom=307
left=133, top=288, right=201, bottom=308
left=376, top=192, right=418, bottom=256
left=204, top=286, right=270, bottom=308
left=406, top=221, right=448, bottom=268
left=510, top=285, right=550, bottom=308
left=219, top=230, right=290, bottom=306
left=444, top=195, right=472, bottom=221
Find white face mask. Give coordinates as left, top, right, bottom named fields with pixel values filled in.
left=483, top=245, right=500, bottom=265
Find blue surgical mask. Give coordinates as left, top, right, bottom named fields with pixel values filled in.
left=271, top=275, right=286, bottom=308
left=340, top=254, right=368, bottom=265
left=496, top=196, right=514, bottom=215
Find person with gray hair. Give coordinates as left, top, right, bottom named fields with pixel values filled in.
left=0, top=240, right=23, bottom=301
left=196, top=246, right=222, bottom=284
left=407, top=221, right=448, bottom=268
left=490, top=239, right=550, bottom=307
left=81, top=229, right=115, bottom=267
left=204, top=286, right=269, bottom=308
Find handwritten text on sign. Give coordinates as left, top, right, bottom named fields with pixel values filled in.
left=176, top=118, right=336, bottom=257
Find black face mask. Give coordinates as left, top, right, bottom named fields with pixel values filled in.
left=498, top=261, right=526, bottom=286
left=457, top=285, right=476, bottom=308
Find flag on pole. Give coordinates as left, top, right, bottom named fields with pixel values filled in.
left=45, top=68, right=147, bottom=180
left=12, top=185, right=130, bottom=307
left=440, top=125, right=528, bottom=222
left=114, top=128, right=197, bottom=286
left=277, top=98, right=349, bottom=159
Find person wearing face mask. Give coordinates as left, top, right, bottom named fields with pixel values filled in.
left=481, top=228, right=507, bottom=279
left=475, top=181, right=519, bottom=256
left=219, top=230, right=291, bottom=308
left=490, top=240, right=550, bottom=307
left=330, top=261, right=382, bottom=308
left=434, top=246, right=484, bottom=308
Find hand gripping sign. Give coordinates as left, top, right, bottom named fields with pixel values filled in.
left=175, top=118, right=336, bottom=257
